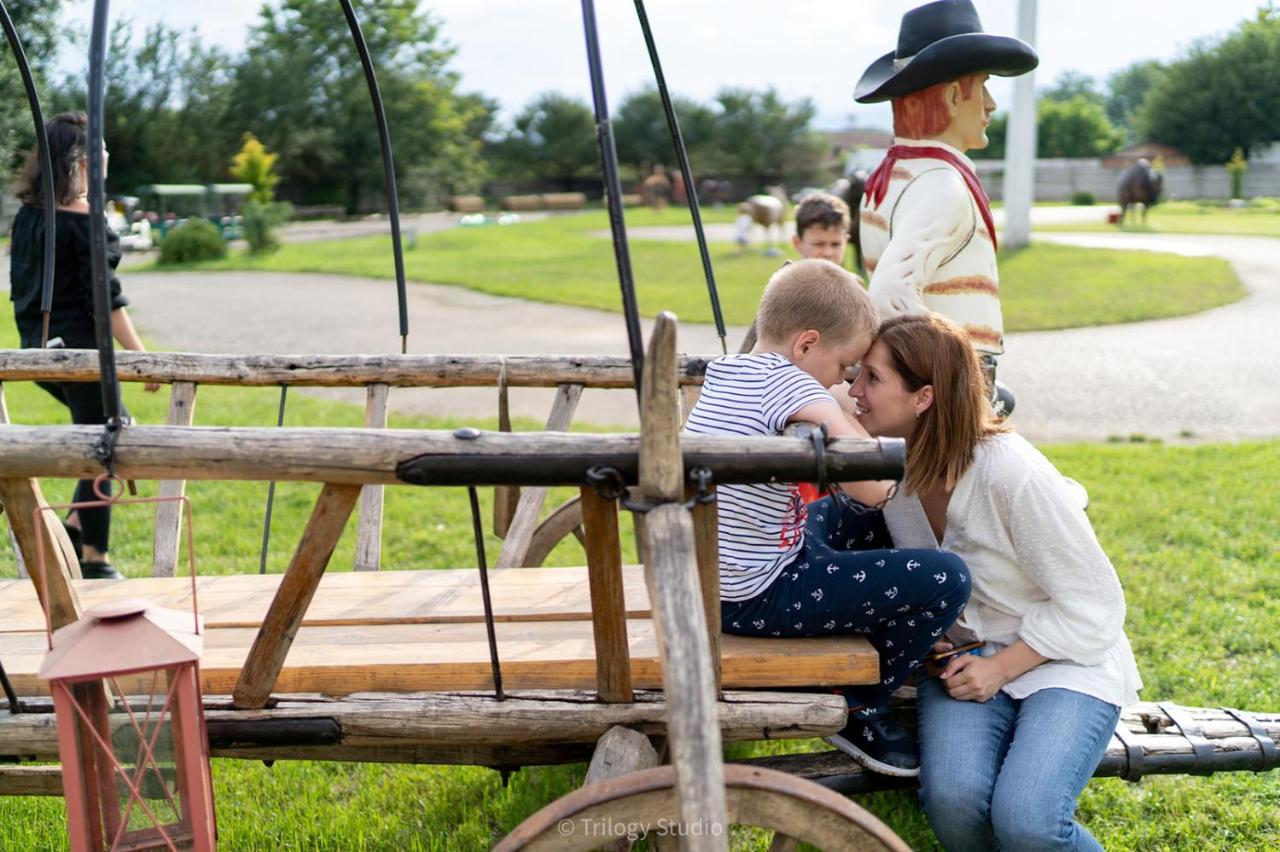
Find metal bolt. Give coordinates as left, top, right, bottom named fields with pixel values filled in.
left=453, top=427, right=481, bottom=440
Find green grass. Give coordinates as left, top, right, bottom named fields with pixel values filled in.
left=1, top=310, right=1277, bottom=848
left=134, top=209, right=1245, bottom=332
left=1046, top=199, right=1280, bottom=237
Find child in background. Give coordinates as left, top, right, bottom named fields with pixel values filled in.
left=684, top=259, right=971, bottom=777
left=734, top=202, right=753, bottom=253
left=791, top=192, right=851, bottom=266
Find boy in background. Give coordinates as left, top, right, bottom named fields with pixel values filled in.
left=685, top=259, right=970, bottom=777
left=791, top=192, right=851, bottom=266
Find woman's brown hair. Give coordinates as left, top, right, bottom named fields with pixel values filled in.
left=14, top=111, right=89, bottom=208
left=876, top=313, right=1009, bottom=494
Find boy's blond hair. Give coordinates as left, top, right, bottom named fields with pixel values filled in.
left=756, top=259, right=877, bottom=346
left=794, top=192, right=851, bottom=238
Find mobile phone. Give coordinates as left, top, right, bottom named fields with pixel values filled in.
left=924, top=640, right=984, bottom=663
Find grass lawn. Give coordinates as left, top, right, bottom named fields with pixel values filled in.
left=1, top=307, right=1277, bottom=848
left=1046, top=200, right=1280, bottom=238
left=137, top=209, right=1245, bottom=333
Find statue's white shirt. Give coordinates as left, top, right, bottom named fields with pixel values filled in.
left=859, top=138, right=1003, bottom=354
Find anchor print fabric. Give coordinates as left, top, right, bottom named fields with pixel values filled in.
left=722, top=494, right=970, bottom=710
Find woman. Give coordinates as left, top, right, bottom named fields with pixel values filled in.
left=8, top=112, right=157, bottom=579
left=848, top=313, right=1141, bottom=851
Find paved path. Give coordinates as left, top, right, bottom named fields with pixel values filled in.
left=85, top=220, right=1280, bottom=440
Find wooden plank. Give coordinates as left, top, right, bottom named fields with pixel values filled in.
left=580, top=488, right=631, bottom=703
left=0, top=691, right=849, bottom=764
left=0, top=566, right=655, bottom=633
left=354, top=383, right=390, bottom=572
left=0, top=350, right=711, bottom=389
left=638, top=312, right=727, bottom=851
left=0, top=764, right=64, bottom=796
left=493, top=370, right=519, bottom=538
left=0, top=622, right=879, bottom=698
left=152, top=381, right=198, bottom=577
left=680, top=385, right=701, bottom=428
left=688, top=483, right=722, bottom=694
left=0, top=478, right=81, bottom=630
left=523, top=496, right=584, bottom=568
left=0, top=424, right=904, bottom=487
left=0, top=383, right=27, bottom=579
left=233, top=483, right=362, bottom=709
left=494, top=383, right=584, bottom=569
left=585, top=726, right=660, bottom=786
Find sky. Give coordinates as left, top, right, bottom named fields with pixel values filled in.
left=60, top=0, right=1270, bottom=130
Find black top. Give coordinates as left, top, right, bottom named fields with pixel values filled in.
left=8, top=204, right=128, bottom=349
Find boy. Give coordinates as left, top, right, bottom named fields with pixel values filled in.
left=791, top=192, right=851, bottom=266
left=684, top=259, right=971, bottom=777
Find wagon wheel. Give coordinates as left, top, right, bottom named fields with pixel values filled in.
left=495, top=764, right=911, bottom=851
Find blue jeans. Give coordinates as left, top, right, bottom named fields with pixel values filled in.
left=722, top=495, right=970, bottom=710
left=917, top=676, right=1120, bottom=851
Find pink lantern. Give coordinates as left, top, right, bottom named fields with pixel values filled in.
left=34, top=479, right=216, bottom=851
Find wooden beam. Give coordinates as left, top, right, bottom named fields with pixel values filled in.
left=688, top=483, right=721, bottom=694
left=0, top=478, right=80, bottom=630
left=495, top=383, right=583, bottom=569
left=354, top=384, right=390, bottom=572
left=0, top=764, right=64, bottom=796
left=580, top=487, right=631, bottom=703
left=0, top=350, right=711, bottom=389
left=152, top=381, right=197, bottom=577
left=232, top=483, right=362, bottom=709
left=0, top=383, right=28, bottom=579
left=493, top=373, right=519, bottom=538
left=638, top=312, right=728, bottom=851
left=523, top=496, right=584, bottom=568
left=0, top=424, right=904, bottom=487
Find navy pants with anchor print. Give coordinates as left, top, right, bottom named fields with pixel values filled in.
left=721, top=494, right=970, bottom=712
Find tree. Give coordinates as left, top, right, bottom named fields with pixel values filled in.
left=48, top=20, right=238, bottom=193
left=0, top=0, right=68, bottom=167
left=1138, top=8, right=1280, bottom=163
left=1041, top=70, right=1105, bottom=107
left=229, top=133, right=280, bottom=204
left=612, top=86, right=716, bottom=173
left=1036, top=96, right=1124, bottom=158
left=708, top=87, right=821, bottom=185
left=489, top=92, right=597, bottom=185
left=1105, top=60, right=1166, bottom=144
left=229, top=0, right=492, bottom=212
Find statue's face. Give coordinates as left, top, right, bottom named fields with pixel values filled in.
left=950, top=73, right=996, bottom=151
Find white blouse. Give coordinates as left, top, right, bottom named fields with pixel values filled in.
left=884, top=432, right=1142, bottom=707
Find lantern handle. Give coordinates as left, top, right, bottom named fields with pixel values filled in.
left=32, top=476, right=203, bottom=649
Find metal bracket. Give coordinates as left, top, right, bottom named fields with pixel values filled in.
left=1221, top=707, right=1280, bottom=771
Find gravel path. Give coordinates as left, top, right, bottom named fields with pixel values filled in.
left=94, top=222, right=1280, bottom=440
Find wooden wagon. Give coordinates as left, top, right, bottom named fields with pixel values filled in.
left=1, top=322, right=1277, bottom=850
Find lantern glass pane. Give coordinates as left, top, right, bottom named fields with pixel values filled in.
left=99, top=667, right=192, bottom=849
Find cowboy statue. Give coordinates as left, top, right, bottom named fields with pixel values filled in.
left=855, top=0, right=1037, bottom=412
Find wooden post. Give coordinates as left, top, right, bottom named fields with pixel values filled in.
left=0, top=477, right=81, bottom=630
left=580, top=487, right=631, bottom=703
left=0, top=383, right=27, bottom=579
left=233, top=482, right=362, bottom=709
left=494, top=383, right=583, bottom=569
left=354, top=383, right=390, bottom=571
left=493, top=366, right=519, bottom=538
left=152, top=381, right=197, bottom=576
left=637, top=312, right=728, bottom=851
left=687, top=482, right=721, bottom=695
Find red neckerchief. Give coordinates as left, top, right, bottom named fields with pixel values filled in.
left=864, top=144, right=998, bottom=250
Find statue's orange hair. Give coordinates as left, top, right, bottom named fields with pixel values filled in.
left=892, top=75, right=979, bottom=139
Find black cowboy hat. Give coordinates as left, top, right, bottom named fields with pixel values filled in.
left=854, top=0, right=1038, bottom=104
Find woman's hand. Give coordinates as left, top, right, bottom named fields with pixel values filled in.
left=939, top=654, right=1009, bottom=702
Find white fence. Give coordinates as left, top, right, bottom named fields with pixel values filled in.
left=974, top=158, right=1280, bottom=202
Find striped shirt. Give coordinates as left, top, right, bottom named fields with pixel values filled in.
left=683, top=353, right=834, bottom=601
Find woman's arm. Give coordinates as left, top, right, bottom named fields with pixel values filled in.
left=940, top=639, right=1049, bottom=702
left=110, top=308, right=159, bottom=392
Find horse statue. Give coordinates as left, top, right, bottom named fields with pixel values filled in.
left=1118, top=158, right=1163, bottom=225
left=832, top=170, right=869, bottom=274
left=742, top=185, right=789, bottom=255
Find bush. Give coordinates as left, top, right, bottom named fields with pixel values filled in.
left=1071, top=191, right=1096, bottom=206
left=157, top=219, right=226, bottom=264
left=241, top=199, right=293, bottom=254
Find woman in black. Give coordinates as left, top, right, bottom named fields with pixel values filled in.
left=8, top=111, right=157, bottom=579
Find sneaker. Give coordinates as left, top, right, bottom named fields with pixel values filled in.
left=79, top=560, right=123, bottom=580
left=824, top=708, right=920, bottom=777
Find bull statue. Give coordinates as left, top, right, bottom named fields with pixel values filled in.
left=1118, top=158, right=1163, bottom=225
left=742, top=185, right=789, bottom=255
left=832, top=170, right=868, bottom=274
